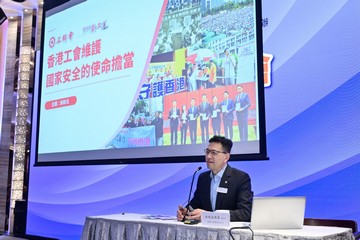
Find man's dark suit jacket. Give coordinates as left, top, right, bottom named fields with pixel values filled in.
left=189, top=165, right=253, bottom=222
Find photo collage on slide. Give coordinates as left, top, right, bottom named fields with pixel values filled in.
left=113, top=0, right=258, bottom=148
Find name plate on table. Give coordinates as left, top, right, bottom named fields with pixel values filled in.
left=202, top=210, right=230, bottom=227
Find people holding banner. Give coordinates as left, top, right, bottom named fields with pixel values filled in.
left=211, top=96, right=222, bottom=136
left=180, top=105, right=189, bottom=145
left=235, top=85, right=251, bottom=141
left=168, top=100, right=180, bottom=145
left=136, top=117, right=144, bottom=127
left=143, top=118, right=150, bottom=126
left=199, top=94, right=212, bottom=143
left=188, top=98, right=199, bottom=144
left=177, top=135, right=253, bottom=222
left=125, top=116, right=136, bottom=128
left=221, top=91, right=235, bottom=140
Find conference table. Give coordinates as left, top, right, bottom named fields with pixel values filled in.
left=81, top=213, right=354, bottom=240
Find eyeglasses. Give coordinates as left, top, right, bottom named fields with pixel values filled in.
left=204, top=149, right=227, bottom=156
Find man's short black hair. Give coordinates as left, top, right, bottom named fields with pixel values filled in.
left=209, top=135, right=233, bottom=153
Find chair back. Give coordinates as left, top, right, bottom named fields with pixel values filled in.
left=304, top=218, right=358, bottom=233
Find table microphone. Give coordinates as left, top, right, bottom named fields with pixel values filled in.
left=182, top=166, right=202, bottom=223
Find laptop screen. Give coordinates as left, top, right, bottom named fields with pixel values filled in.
left=250, top=196, right=306, bottom=229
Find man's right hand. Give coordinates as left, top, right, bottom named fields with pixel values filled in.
left=177, top=205, right=187, bottom=221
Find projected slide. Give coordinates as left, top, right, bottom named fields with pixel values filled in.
left=36, top=0, right=266, bottom=164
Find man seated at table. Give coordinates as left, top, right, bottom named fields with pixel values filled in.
left=177, top=135, right=253, bottom=222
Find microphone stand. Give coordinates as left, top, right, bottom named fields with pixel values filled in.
left=182, top=167, right=201, bottom=224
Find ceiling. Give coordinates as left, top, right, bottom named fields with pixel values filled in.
left=0, top=0, right=43, bottom=18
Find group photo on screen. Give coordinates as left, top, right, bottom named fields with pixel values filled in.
left=108, top=0, right=258, bottom=149
left=117, top=83, right=256, bottom=148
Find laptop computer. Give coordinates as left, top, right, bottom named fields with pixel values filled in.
left=250, top=196, right=306, bottom=230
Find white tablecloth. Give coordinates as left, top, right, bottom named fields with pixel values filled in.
left=81, top=213, right=354, bottom=240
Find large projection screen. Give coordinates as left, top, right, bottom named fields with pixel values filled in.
left=34, top=0, right=267, bottom=165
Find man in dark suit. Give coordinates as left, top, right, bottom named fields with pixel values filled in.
left=199, top=94, right=212, bottom=143
left=221, top=91, right=235, bottom=140
left=211, top=96, right=221, bottom=136
left=152, top=111, right=164, bottom=146
left=177, top=135, right=253, bottom=222
left=188, top=98, right=199, bottom=144
left=168, top=100, right=180, bottom=145
left=235, top=85, right=251, bottom=141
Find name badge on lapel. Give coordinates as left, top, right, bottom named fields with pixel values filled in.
left=217, top=187, right=228, bottom=194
